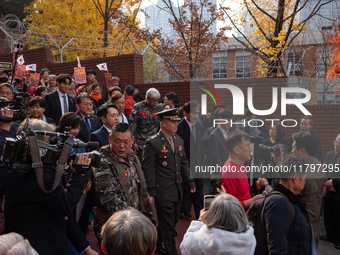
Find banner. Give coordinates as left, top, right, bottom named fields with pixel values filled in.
left=74, top=67, right=86, bottom=84
left=30, top=73, right=40, bottom=87
left=15, top=64, right=26, bottom=79
left=105, top=73, right=114, bottom=88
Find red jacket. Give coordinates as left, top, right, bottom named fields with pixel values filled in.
left=125, top=96, right=135, bottom=117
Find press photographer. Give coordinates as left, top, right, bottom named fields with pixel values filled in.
left=2, top=118, right=93, bottom=255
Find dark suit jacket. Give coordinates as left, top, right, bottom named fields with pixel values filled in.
left=176, top=119, right=204, bottom=188
left=45, top=91, right=76, bottom=125
left=4, top=171, right=88, bottom=255
left=142, top=131, right=195, bottom=202
left=209, top=127, right=235, bottom=167
left=76, top=112, right=101, bottom=143
left=90, top=126, right=110, bottom=148
left=324, top=150, right=340, bottom=201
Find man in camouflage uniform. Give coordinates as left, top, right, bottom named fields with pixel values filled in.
left=130, top=87, right=163, bottom=161
left=92, top=123, right=152, bottom=242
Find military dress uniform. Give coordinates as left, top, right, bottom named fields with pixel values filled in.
left=92, top=145, right=152, bottom=242
left=129, top=100, right=163, bottom=160
left=142, top=109, right=195, bottom=255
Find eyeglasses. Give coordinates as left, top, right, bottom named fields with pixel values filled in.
left=0, top=91, right=13, bottom=96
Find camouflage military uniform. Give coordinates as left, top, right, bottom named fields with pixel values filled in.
left=92, top=144, right=152, bottom=242
left=129, top=100, right=163, bottom=160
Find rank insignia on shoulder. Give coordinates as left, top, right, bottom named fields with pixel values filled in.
left=125, top=171, right=129, bottom=178
left=132, top=109, right=137, bottom=115
left=162, top=161, right=167, bottom=166
left=153, top=111, right=160, bottom=116
left=178, top=145, right=183, bottom=151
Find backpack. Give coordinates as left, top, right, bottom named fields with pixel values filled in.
left=248, top=191, right=295, bottom=255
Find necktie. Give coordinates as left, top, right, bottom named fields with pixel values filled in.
left=191, top=123, right=196, bottom=143
left=62, top=95, right=68, bottom=114
left=168, top=137, right=175, bottom=152
left=84, top=116, right=91, bottom=134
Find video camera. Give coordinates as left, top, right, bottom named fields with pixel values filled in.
left=0, top=91, right=30, bottom=123
left=258, top=144, right=281, bottom=159
left=1, top=124, right=101, bottom=175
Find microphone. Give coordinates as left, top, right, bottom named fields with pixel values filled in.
left=262, top=191, right=268, bottom=195
left=74, top=141, right=99, bottom=149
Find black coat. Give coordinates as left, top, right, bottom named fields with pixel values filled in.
left=262, top=183, right=313, bottom=255
left=45, top=91, right=76, bottom=125
left=176, top=119, right=204, bottom=187
left=209, top=126, right=235, bottom=167
left=4, top=171, right=88, bottom=255
left=90, top=126, right=110, bottom=148
left=324, top=150, right=340, bottom=201
left=76, top=112, right=101, bottom=143
left=142, top=131, right=195, bottom=201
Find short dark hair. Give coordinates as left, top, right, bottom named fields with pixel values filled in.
left=292, top=131, right=317, bottom=156
left=108, top=86, right=122, bottom=96
left=35, top=85, right=48, bottom=97
left=111, top=123, right=132, bottom=137
left=28, top=96, right=47, bottom=108
left=111, top=93, right=124, bottom=104
left=40, top=68, right=50, bottom=76
left=226, top=131, right=250, bottom=152
left=300, top=116, right=313, bottom=125
left=273, top=123, right=285, bottom=139
left=278, top=155, right=307, bottom=178
left=0, top=83, right=15, bottom=93
left=183, top=101, right=200, bottom=113
left=86, top=69, right=96, bottom=76
left=97, top=104, right=118, bottom=118
left=76, top=94, right=92, bottom=104
left=124, top=85, right=135, bottom=96
left=58, top=112, right=82, bottom=133
left=218, top=108, right=233, bottom=119
left=57, top=74, right=72, bottom=85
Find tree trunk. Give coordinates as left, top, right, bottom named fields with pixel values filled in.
left=267, top=0, right=285, bottom=77
left=103, top=0, right=109, bottom=47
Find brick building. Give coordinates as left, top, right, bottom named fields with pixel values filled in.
left=211, top=30, right=340, bottom=105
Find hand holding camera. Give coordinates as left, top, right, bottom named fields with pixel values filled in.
left=69, top=153, right=92, bottom=176
left=0, top=107, right=13, bottom=130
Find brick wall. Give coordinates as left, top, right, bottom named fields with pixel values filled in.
left=0, top=47, right=143, bottom=93
left=138, top=77, right=338, bottom=162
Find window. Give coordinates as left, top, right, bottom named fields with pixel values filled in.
left=235, top=55, right=251, bottom=78
left=287, top=52, right=303, bottom=77
left=212, top=57, right=227, bottom=79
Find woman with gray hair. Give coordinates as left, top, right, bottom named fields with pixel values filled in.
left=180, top=193, right=256, bottom=255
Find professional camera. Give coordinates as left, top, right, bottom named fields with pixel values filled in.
left=1, top=124, right=100, bottom=175
left=0, top=92, right=29, bottom=123
left=258, top=144, right=281, bottom=160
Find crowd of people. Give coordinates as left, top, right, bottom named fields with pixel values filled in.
left=0, top=66, right=338, bottom=255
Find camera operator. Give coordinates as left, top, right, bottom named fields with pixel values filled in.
left=0, top=83, right=20, bottom=138
left=0, top=107, right=14, bottom=210
left=3, top=119, right=91, bottom=255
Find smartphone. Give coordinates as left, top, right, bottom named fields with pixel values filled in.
left=204, top=195, right=215, bottom=210
left=210, top=178, right=221, bottom=195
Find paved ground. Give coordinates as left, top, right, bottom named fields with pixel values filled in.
left=1, top=185, right=339, bottom=255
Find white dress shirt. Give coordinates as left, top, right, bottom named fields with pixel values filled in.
left=218, top=126, right=228, bottom=140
